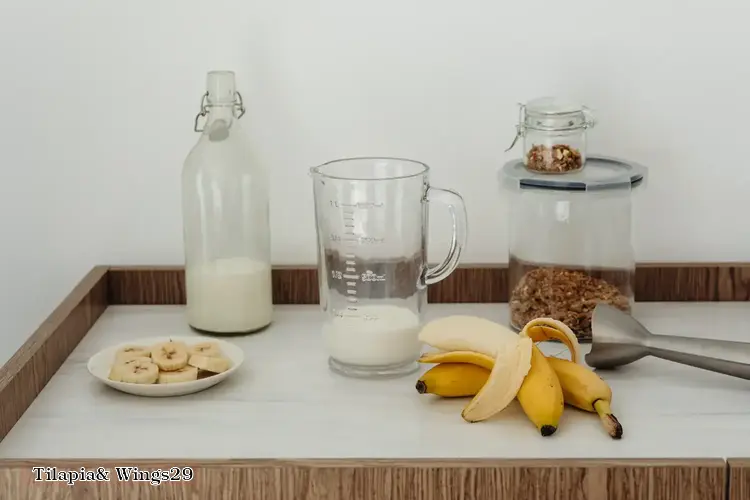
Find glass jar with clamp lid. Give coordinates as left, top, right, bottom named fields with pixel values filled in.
left=506, top=96, right=596, bottom=175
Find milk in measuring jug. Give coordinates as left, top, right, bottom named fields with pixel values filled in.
left=185, top=257, right=273, bottom=333
left=323, top=304, right=422, bottom=366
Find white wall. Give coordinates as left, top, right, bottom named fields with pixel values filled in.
left=2, top=0, right=749, bottom=363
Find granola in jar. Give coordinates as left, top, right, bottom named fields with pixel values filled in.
left=509, top=266, right=631, bottom=340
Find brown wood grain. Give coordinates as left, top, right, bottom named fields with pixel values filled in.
left=728, top=459, right=750, bottom=500
left=0, top=266, right=108, bottom=442
left=0, top=459, right=727, bottom=500
left=107, top=263, right=750, bottom=305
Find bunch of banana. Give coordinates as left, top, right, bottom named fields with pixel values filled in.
left=414, top=316, right=623, bottom=439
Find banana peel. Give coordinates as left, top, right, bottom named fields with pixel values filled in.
left=418, top=315, right=534, bottom=423
left=460, top=336, right=533, bottom=422
left=520, top=318, right=582, bottom=364
left=418, top=315, right=520, bottom=358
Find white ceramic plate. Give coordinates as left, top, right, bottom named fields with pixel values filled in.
left=87, top=336, right=244, bottom=397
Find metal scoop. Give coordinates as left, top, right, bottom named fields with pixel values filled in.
left=586, top=303, right=750, bottom=380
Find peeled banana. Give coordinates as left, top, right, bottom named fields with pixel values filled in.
left=416, top=363, right=491, bottom=397
left=546, top=357, right=623, bottom=439
left=515, top=346, right=564, bottom=437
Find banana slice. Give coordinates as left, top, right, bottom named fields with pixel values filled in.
left=115, top=345, right=151, bottom=363
left=188, top=341, right=222, bottom=358
left=520, top=318, right=581, bottom=364
left=108, top=356, right=152, bottom=382
left=118, top=359, right=159, bottom=384
left=157, top=365, right=198, bottom=384
left=188, top=354, right=232, bottom=374
left=151, top=341, right=189, bottom=371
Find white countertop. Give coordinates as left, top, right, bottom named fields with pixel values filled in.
left=1, top=303, right=750, bottom=460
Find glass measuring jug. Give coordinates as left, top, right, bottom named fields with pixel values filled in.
left=310, top=157, right=468, bottom=378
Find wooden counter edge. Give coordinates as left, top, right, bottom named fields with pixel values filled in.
left=0, top=458, right=728, bottom=500
left=0, top=266, right=109, bottom=442
left=728, top=459, right=750, bottom=500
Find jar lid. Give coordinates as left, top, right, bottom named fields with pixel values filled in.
left=501, top=155, right=647, bottom=192
left=520, top=96, right=595, bottom=131
left=525, top=96, right=582, bottom=116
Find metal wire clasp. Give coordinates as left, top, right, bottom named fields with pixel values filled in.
left=193, top=91, right=247, bottom=132
left=504, top=103, right=526, bottom=152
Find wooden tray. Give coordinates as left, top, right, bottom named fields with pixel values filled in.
left=1, top=263, right=749, bottom=500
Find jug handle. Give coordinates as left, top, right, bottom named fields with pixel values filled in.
left=424, top=187, right=468, bottom=285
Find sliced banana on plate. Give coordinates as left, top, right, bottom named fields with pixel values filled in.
left=157, top=365, right=199, bottom=384
left=151, top=341, right=189, bottom=371
left=116, top=358, right=159, bottom=384
left=115, top=345, right=151, bottom=363
left=188, top=353, right=232, bottom=374
left=188, top=341, right=222, bottom=358
left=106, top=339, right=235, bottom=386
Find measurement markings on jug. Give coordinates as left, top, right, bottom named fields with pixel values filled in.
left=360, top=236, right=384, bottom=244
left=354, top=202, right=384, bottom=209
left=329, top=200, right=385, bottom=210
left=333, top=309, right=360, bottom=319
left=333, top=309, right=378, bottom=320
left=361, top=270, right=386, bottom=282
left=336, top=234, right=385, bottom=246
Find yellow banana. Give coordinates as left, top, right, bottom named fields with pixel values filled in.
left=515, top=345, right=564, bottom=437
left=546, top=357, right=623, bottom=439
left=418, top=351, right=495, bottom=370
left=415, top=363, right=491, bottom=398
left=419, top=347, right=563, bottom=435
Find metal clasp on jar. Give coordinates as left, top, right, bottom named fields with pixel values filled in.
left=193, top=91, right=246, bottom=132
